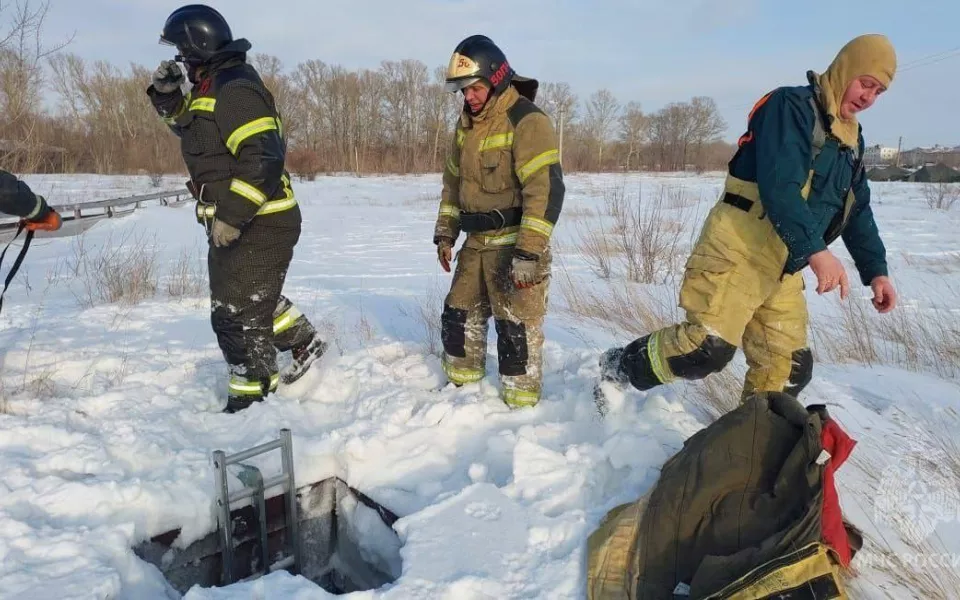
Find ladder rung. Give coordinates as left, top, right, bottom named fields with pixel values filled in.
left=224, top=439, right=284, bottom=465
left=227, top=474, right=290, bottom=504
left=270, top=555, right=296, bottom=572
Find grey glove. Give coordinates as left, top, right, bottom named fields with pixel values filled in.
left=511, top=252, right=540, bottom=289
left=152, top=60, right=184, bottom=94
left=211, top=219, right=241, bottom=248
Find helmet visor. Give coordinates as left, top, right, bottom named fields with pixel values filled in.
left=444, top=76, right=482, bottom=93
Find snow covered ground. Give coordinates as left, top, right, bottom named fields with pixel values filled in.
left=1, top=172, right=959, bottom=599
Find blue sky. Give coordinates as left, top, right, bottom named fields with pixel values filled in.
left=40, top=0, right=960, bottom=148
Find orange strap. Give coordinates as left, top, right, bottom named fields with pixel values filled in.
left=737, top=91, right=774, bottom=147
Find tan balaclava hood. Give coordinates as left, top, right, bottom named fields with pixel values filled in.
left=816, top=34, right=896, bottom=148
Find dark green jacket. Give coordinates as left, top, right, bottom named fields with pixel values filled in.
left=729, top=79, right=887, bottom=285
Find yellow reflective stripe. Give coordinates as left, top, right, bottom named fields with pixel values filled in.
left=163, top=93, right=190, bottom=124
left=228, top=373, right=280, bottom=395
left=273, top=305, right=303, bottom=334
left=503, top=388, right=540, bottom=408
left=280, top=173, right=294, bottom=199
left=226, top=117, right=279, bottom=155
left=446, top=156, right=460, bottom=177
left=647, top=331, right=674, bottom=384
left=229, top=179, right=267, bottom=206
left=189, top=97, right=216, bottom=112
left=480, top=132, right=514, bottom=151
left=257, top=196, right=298, bottom=215
left=520, top=216, right=554, bottom=238
left=442, top=360, right=484, bottom=385
left=456, top=129, right=466, bottom=147
left=517, top=149, right=560, bottom=183
left=439, top=203, right=460, bottom=220
left=481, top=231, right=518, bottom=247
left=164, top=93, right=190, bottom=124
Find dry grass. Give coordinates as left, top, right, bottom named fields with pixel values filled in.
left=398, top=280, right=445, bottom=357
left=403, top=191, right=441, bottom=207
left=812, top=295, right=960, bottom=380
left=559, top=269, right=678, bottom=339
left=576, top=181, right=693, bottom=285
left=354, top=301, right=376, bottom=345
left=900, top=250, right=960, bottom=275
left=165, top=246, right=207, bottom=300
left=564, top=205, right=596, bottom=220
left=67, top=230, right=160, bottom=308
left=684, top=369, right=743, bottom=421
left=841, top=409, right=960, bottom=599
left=922, top=182, right=960, bottom=211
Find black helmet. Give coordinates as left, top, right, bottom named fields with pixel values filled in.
left=445, top=35, right=515, bottom=96
left=159, top=4, right=232, bottom=65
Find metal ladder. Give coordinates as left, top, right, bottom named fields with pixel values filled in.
left=212, top=428, right=301, bottom=585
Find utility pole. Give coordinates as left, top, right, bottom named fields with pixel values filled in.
left=558, top=105, right=565, bottom=164
left=896, top=135, right=902, bottom=167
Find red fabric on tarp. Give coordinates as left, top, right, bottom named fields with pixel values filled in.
left=820, top=418, right=857, bottom=566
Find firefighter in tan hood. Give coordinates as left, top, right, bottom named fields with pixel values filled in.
left=597, top=34, right=897, bottom=405
left=434, top=34, right=565, bottom=408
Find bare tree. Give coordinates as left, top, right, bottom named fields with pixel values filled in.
left=584, top=88, right=620, bottom=170
left=687, top=96, right=726, bottom=170
left=1, top=2, right=736, bottom=176
left=537, top=81, right=577, bottom=162
left=251, top=53, right=299, bottom=143
left=619, top=101, right=647, bottom=171
left=0, top=0, right=72, bottom=171
left=429, top=65, right=460, bottom=168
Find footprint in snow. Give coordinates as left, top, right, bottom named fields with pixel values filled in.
left=464, top=501, right=502, bottom=521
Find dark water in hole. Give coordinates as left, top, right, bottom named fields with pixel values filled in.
left=134, top=477, right=403, bottom=595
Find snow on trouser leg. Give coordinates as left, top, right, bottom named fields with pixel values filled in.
left=273, top=295, right=327, bottom=385
left=213, top=300, right=280, bottom=411
left=440, top=247, right=491, bottom=386
left=208, top=224, right=295, bottom=409
left=612, top=219, right=794, bottom=394
left=740, top=272, right=812, bottom=401
left=497, top=317, right=544, bottom=408
left=272, top=294, right=317, bottom=351
left=484, top=248, right=550, bottom=409
left=618, top=328, right=738, bottom=391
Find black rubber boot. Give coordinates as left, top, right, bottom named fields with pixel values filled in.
left=281, top=334, right=329, bottom=385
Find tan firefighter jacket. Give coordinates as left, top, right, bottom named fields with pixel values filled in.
left=433, top=84, right=564, bottom=258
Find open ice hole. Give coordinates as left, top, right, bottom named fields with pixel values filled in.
left=134, top=477, right=403, bottom=595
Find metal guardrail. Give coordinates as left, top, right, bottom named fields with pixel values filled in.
left=0, top=187, right=191, bottom=242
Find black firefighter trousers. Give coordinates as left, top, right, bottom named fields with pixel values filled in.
left=208, top=220, right=315, bottom=401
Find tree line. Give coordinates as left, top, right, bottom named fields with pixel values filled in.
left=1, top=1, right=735, bottom=177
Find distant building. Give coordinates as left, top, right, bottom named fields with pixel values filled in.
left=909, top=162, right=960, bottom=183
left=899, top=145, right=960, bottom=169
left=863, top=144, right=899, bottom=165
left=866, top=165, right=911, bottom=182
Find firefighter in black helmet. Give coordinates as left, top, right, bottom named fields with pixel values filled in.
left=433, top=34, right=563, bottom=408
left=147, top=4, right=326, bottom=413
